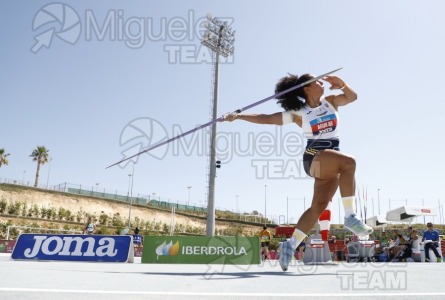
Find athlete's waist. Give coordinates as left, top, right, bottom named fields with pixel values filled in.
left=306, top=138, right=340, bottom=150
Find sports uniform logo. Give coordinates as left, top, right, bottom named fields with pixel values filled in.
left=315, top=111, right=328, bottom=117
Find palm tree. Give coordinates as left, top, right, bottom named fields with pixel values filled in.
left=30, top=146, right=49, bottom=187
left=0, top=148, right=10, bottom=167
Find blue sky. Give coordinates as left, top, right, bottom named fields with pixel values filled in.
left=1, top=0, right=445, bottom=225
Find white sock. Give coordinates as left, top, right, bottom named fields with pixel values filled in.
left=342, top=196, right=355, bottom=217
left=290, top=228, right=306, bottom=250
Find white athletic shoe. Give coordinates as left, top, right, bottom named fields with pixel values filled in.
left=278, top=240, right=294, bottom=271
left=344, top=214, right=373, bottom=236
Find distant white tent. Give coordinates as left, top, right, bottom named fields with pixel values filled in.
left=366, top=206, right=437, bottom=227
left=366, top=215, right=404, bottom=227
left=386, top=206, right=437, bottom=223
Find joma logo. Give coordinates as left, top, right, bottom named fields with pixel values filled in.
left=24, top=236, right=118, bottom=258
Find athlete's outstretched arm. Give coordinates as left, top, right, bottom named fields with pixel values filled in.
left=223, top=112, right=284, bottom=125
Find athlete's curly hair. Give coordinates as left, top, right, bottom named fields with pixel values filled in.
left=275, top=73, right=313, bottom=111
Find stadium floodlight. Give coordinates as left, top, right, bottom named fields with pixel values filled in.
left=200, top=14, right=235, bottom=236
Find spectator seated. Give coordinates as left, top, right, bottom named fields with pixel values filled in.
left=421, top=239, right=442, bottom=263
left=411, top=239, right=421, bottom=262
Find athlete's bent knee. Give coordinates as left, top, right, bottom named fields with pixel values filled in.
left=341, top=156, right=356, bottom=172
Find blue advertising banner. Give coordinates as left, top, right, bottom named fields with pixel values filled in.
left=12, top=234, right=134, bottom=263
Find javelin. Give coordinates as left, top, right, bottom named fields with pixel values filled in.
left=106, top=67, right=342, bottom=169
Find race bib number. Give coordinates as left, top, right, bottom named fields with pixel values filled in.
left=309, top=114, right=337, bottom=135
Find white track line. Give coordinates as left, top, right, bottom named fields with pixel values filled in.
left=0, top=288, right=445, bottom=297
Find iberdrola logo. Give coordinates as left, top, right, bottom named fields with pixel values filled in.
left=155, top=240, right=180, bottom=258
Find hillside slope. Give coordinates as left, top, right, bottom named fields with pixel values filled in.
left=0, top=184, right=261, bottom=236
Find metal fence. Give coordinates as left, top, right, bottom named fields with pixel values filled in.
left=66, top=187, right=148, bottom=206
left=149, top=200, right=207, bottom=212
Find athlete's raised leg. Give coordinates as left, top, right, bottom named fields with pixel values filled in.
left=311, top=150, right=372, bottom=236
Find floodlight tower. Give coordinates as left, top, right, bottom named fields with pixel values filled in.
left=201, top=13, right=235, bottom=236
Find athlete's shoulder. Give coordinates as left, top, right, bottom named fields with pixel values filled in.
left=323, top=96, right=335, bottom=106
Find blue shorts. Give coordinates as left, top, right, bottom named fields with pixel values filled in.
left=303, top=139, right=340, bottom=176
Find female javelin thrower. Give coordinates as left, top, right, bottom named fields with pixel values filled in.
left=223, top=73, right=373, bottom=271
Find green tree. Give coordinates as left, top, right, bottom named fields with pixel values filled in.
left=0, top=148, right=10, bottom=167
left=30, top=146, right=49, bottom=187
